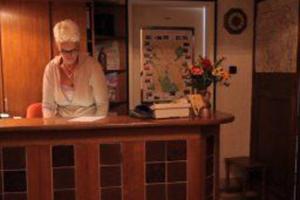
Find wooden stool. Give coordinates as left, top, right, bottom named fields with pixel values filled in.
left=225, top=156, right=266, bottom=200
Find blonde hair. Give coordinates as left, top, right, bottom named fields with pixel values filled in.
left=53, top=19, right=80, bottom=43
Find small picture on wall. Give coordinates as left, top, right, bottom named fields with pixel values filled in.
left=140, top=27, right=194, bottom=102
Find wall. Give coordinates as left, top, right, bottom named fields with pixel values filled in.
left=217, top=0, right=254, bottom=178
left=128, top=0, right=255, bottom=179
left=128, top=0, right=215, bottom=109
left=256, top=0, right=298, bottom=73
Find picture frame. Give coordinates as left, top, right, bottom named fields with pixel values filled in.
left=140, top=27, right=195, bottom=103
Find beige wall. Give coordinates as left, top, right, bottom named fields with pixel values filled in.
left=128, top=0, right=255, bottom=179
left=217, top=0, right=254, bottom=178
left=128, top=0, right=215, bottom=109
left=255, top=0, right=298, bottom=73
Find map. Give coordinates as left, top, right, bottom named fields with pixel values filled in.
left=255, top=0, right=298, bottom=73
left=141, top=28, right=194, bottom=102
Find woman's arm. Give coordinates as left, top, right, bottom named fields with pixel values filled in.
left=42, top=64, right=57, bottom=118
left=90, top=61, right=109, bottom=116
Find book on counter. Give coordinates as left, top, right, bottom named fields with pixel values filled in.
left=150, top=99, right=191, bottom=119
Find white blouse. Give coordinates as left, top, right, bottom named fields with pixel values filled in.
left=42, top=53, right=109, bottom=118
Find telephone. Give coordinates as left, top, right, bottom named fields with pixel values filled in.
left=129, top=104, right=153, bottom=119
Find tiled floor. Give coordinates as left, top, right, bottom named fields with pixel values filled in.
left=220, top=191, right=260, bottom=200
left=220, top=192, right=243, bottom=200
left=219, top=178, right=260, bottom=200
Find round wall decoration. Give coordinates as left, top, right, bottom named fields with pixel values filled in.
left=224, top=8, right=247, bottom=34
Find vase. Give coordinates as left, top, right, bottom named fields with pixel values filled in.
left=188, top=88, right=211, bottom=118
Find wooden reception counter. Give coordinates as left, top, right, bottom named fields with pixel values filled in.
left=0, top=112, right=233, bottom=200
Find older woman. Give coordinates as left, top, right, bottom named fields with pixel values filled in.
left=42, top=19, right=108, bottom=118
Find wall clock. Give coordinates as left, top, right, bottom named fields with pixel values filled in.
left=224, top=8, right=247, bottom=34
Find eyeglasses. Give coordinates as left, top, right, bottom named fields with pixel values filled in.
left=60, top=48, right=79, bottom=56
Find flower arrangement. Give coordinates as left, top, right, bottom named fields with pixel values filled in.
left=190, top=56, right=230, bottom=91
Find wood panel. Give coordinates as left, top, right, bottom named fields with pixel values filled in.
left=51, top=2, right=87, bottom=56
left=0, top=120, right=229, bottom=200
left=251, top=73, right=298, bottom=199
left=0, top=4, right=4, bottom=113
left=75, top=144, right=88, bottom=200
left=187, top=136, right=203, bottom=200
left=27, top=145, right=52, bottom=200
left=213, top=133, right=220, bottom=200
left=39, top=145, right=52, bottom=200
left=27, top=146, right=42, bottom=200
left=75, top=144, right=100, bottom=200
left=123, top=142, right=145, bottom=200
left=0, top=1, right=51, bottom=116
left=0, top=112, right=234, bottom=133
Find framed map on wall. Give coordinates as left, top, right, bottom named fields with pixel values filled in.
left=140, top=27, right=194, bottom=102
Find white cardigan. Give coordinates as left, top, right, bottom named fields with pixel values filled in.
left=42, top=54, right=109, bottom=118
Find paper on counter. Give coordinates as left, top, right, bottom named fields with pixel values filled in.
left=68, top=116, right=106, bottom=122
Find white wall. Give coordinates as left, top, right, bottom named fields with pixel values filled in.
left=217, top=0, right=254, bottom=178
left=128, top=0, right=215, bottom=109
left=128, top=0, right=255, bottom=180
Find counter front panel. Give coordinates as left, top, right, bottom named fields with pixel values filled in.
left=0, top=113, right=234, bottom=200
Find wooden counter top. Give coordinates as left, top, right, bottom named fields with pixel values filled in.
left=0, top=111, right=234, bottom=132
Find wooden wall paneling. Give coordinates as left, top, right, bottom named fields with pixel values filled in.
left=75, top=144, right=89, bottom=200
left=187, top=136, right=203, bottom=200
left=251, top=73, right=297, bottom=199
left=87, top=144, right=100, bottom=200
left=51, top=2, right=88, bottom=56
left=39, top=145, right=52, bottom=200
left=213, top=132, right=220, bottom=200
left=0, top=1, right=51, bottom=116
left=119, top=40, right=127, bottom=71
left=75, top=143, right=100, bottom=200
left=116, top=72, right=127, bottom=102
left=27, top=145, right=52, bottom=200
left=0, top=2, right=4, bottom=113
left=27, top=146, right=41, bottom=200
left=123, top=141, right=145, bottom=200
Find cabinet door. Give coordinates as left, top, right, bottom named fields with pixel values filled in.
left=51, top=2, right=87, bottom=56
left=0, top=1, right=51, bottom=116
left=0, top=146, right=28, bottom=200
left=251, top=74, right=297, bottom=199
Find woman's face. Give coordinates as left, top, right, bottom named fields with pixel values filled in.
left=57, top=41, right=79, bottom=65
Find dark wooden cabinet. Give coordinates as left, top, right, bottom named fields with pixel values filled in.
left=251, top=73, right=298, bottom=200
left=0, top=147, right=28, bottom=199
left=253, top=0, right=299, bottom=198
left=93, top=2, right=128, bottom=115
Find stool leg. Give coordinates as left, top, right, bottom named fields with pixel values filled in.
left=262, top=168, right=266, bottom=200
left=225, top=160, right=230, bottom=191
left=241, top=173, right=248, bottom=200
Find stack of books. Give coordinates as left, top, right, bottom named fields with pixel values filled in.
left=150, top=99, right=191, bottom=119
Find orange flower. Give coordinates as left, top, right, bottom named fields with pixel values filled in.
left=191, top=66, right=204, bottom=75
left=222, top=71, right=230, bottom=80
left=212, top=67, right=224, bottom=76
